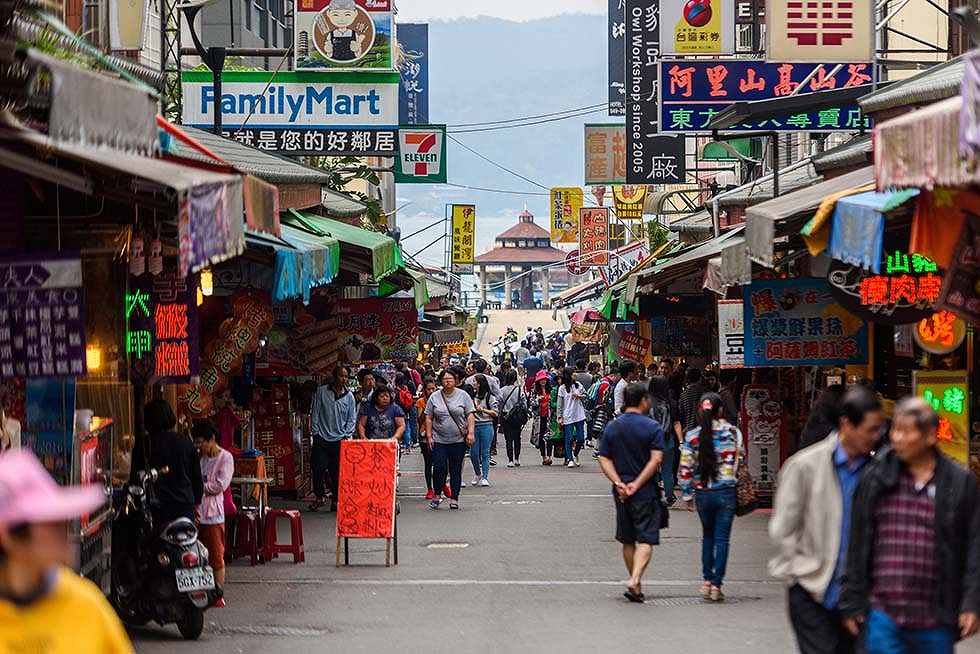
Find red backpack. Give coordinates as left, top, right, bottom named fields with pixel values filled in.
left=397, top=386, right=415, bottom=411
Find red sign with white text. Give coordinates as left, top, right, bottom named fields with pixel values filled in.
left=336, top=439, right=397, bottom=539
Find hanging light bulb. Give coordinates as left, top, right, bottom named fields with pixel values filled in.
left=86, top=344, right=102, bottom=371
left=129, top=235, right=145, bottom=276
left=148, top=236, right=163, bottom=276
left=200, top=268, right=213, bottom=296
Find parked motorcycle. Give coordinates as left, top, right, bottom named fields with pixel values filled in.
left=111, top=467, right=221, bottom=640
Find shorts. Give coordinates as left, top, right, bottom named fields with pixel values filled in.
left=615, top=497, right=661, bottom=545
left=198, top=523, right=225, bottom=570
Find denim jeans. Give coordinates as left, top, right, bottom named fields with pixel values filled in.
left=470, top=422, right=494, bottom=479
left=432, top=441, right=466, bottom=500
left=660, top=438, right=676, bottom=502
left=402, top=410, right=414, bottom=448
left=695, top=486, right=736, bottom=587
left=866, top=609, right=955, bottom=654
left=562, top=420, right=585, bottom=462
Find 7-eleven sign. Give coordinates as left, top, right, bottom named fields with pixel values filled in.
left=395, top=125, right=448, bottom=184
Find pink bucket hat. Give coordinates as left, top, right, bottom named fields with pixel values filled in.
left=0, top=449, right=105, bottom=526
left=534, top=370, right=549, bottom=382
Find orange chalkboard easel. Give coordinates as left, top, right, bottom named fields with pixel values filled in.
left=335, top=439, right=399, bottom=567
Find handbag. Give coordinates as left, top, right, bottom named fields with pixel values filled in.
left=733, top=434, right=758, bottom=517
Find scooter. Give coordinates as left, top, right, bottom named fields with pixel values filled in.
left=111, top=468, right=221, bottom=640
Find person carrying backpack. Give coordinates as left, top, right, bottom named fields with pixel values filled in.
left=649, top=376, right=683, bottom=506
left=498, top=370, right=528, bottom=467
left=589, top=364, right=621, bottom=457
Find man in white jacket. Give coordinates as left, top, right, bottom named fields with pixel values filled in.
left=768, top=386, right=884, bottom=654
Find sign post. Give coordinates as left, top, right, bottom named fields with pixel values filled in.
left=336, top=439, right=399, bottom=566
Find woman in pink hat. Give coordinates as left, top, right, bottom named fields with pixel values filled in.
left=0, top=449, right=133, bottom=652
left=532, top=370, right=554, bottom=465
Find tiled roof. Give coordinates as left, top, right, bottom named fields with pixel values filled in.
left=474, top=246, right=567, bottom=264
left=496, top=220, right=551, bottom=240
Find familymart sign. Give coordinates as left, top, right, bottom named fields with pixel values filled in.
left=181, top=70, right=399, bottom=156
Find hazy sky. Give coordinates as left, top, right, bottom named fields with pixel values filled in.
left=395, top=0, right=605, bottom=22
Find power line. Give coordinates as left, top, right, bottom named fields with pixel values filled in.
left=448, top=135, right=549, bottom=191
left=448, top=107, right=608, bottom=134
left=447, top=102, right=607, bottom=128
left=445, top=182, right=550, bottom=196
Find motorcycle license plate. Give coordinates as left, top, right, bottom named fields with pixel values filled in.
left=175, top=567, right=215, bottom=593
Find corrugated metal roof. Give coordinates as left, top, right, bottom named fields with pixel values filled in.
left=859, top=57, right=965, bottom=114
left=812, top=134, right=873, bottom=174
left=717, top=159, right=821, bottom=208
left=174, top=127, right=334, bottom=185
left=669, top=209, right=713, bottom=234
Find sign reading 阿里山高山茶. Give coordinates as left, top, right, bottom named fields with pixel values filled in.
left=398, top=23, right=429, bottom=125
left=180, top=70, right=399, bottom=156
left=395, top=125, right=446, bottom=184
left=659, top=60, right=873, bottom=133
left=295, top=0, right=393, bottom=71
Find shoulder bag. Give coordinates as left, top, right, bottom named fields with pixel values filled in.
left=733, top=428, right=758, bottom=517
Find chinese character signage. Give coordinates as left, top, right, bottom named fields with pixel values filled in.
left=940, top=214, right=980, bottom=324
left=451, top=204, right=475, bottom=273
left=767, top=0, right=873, bottom=63
left=661, top=0, right=735, bottom=55
left=0, top=256, right=86, bottom=378
left=659, top=60, right=873, bottom=132
left=295, top=0, right=393, bottom=70
left=609, top=0, right=626, bottom=116
left=913, top=370, right=969, bottom=465
left=585, top=124, right=628, bottom=185
left=739, top=385, right=785, bottom=488
left=397, top=23, right=429, bottom=125
left=551, top=188, right=584, bottom=244
left=337, top=297, right=418, bottom=365
left=253, top=384, right=297, bottom=490
left=613, top=185, right=647, bottom=219
left=600, top=239, right=650, bottom=287
left=629, top=134, right=686, bottom=184
left=579, top=208, right=611, bottom=267
left=625, top=0, right=661, bottom=182
left=743, top=278, right=868, bottom=367
left=827, top=251, right=943, bottom=326
left=913, top=311, right=967, bottom=355
left=395, top=125, right=446, bottom=184
left=717, top=299, right=744, bottom=368
left=337, top=439, right=397, bottom=539
left=617, top=331, right=651, bottom=363
left=181, top=71, right=400, bottom=156
left=127, top=266, right=200, bottom=384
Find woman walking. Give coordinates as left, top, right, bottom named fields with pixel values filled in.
left=469, top=374, right=498, bottom=487
left=498, top=369, right=524, bottom=467
left=417, top=377, right=448, bottom=501
left=191, top=421, right=233, bottom=604
left=557, top=368, right=587, bottom=468
left=649, top=376, right=682, bottom=506
left=679, top=393, right=744, bottom=602
left=425, top=369, right=475, bottom=510
left=532, top=370, right=554, bottom=465
left=357, top=386, right=406, bottom=441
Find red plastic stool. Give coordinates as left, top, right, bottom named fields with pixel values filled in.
left=231, top=510, right=261, bottom=566
left=263, top=509, right=305, bottom=563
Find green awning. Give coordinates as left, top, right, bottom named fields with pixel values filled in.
left=406, top=268, right=430, bottom=308
left=284, top=211, right=401, bottom=280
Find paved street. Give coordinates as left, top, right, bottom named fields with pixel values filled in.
left=475, top=309, right=563, bottom=354
left=129, top=438, right=975, bottom=654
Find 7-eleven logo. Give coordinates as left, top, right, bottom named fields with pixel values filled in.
left=399, top=129, right=442, bottom=178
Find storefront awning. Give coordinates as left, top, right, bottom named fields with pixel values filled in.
left=823, top=189, right=920, bottom=273
left=637, top=227, right=745, bottom=293
left=419, top=323, right=465, bottom=345
left=406, top=268, right=431, bottom=308
left=270, top=225, right=340, bottom=303
left=284, top=211, right=402, bottom=281
left=745, top=166, right=874, bottom=268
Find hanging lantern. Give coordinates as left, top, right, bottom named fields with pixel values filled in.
left=148, top=237, right=163, bottom=276
left=129, top=235, right=145, bottom=276
left=86, top=344, right=102, bottom=371
left=200, top=268, right=214, bottom=296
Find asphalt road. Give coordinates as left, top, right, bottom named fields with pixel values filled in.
left=129, top=440, right=980, bottom=654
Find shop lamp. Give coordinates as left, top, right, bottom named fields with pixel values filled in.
left=196, top=287, right=204, bottom=306
left=86, top=344, right=102, bottom=371
left=200, top=268, right=214, bottom=296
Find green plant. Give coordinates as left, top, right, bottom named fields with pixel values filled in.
left=307, top=155, right=386, bottom=228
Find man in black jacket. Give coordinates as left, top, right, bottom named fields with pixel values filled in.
left=840, top=397, right=980, bottom=653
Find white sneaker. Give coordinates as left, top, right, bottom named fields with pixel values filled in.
left=515, top=460, right=521, bottom=467
left=574, top=458, right=581, bottom=467
left=471, top=476, right=481, bottom=486
left=566, top=460, right=575, bottom=468
left=480, top=478, right=491, bottom=487
left=506, top=461, right=515, bottom=468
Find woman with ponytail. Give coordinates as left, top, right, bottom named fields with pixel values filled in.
left=679, top=392, right=744, bottom=603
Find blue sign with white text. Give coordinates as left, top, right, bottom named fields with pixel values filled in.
left=398, top=23, right=429, bottom=125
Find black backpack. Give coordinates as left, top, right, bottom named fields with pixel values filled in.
left=502, top=387, right=529, bottom=429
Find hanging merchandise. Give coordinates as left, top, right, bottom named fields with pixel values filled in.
left=148, top=234, right=163, bottom=276
left=130, top=233, right=145, bottom=276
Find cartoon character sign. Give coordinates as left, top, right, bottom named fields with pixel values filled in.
left=296, top=0, right=393, bottom=70
left=313, top=0, right=373, bottom=63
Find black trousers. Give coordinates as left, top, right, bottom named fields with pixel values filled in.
left=419, top=438, right=434, bottom=490
left=502, top=423, right=522, bottom=462
left=788, top=584, right=857, bottom=654
left=536, top=416, right=553, bottom=457
left=311, top=439, right=342, bottom=504
left=432, top=441, right=466, bottom=500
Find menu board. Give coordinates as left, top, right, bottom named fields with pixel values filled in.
left=0, top=256, right=86, bottom=378
left=336, top=439, right=397, bottom=539
left=252, top=383, right=296, bottom=490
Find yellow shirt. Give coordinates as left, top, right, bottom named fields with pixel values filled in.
left=0, top=567, right=133, bottom=654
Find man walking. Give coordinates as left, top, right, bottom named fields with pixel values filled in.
left=769, top=386, right=884, bottom=653
left=677, top=368, right=707, bottom=433
left=840, top=397, right=979, bottom=653
left=309, top=366, right=357, bottom=512
left=597, top=383, right=665, bottom=604
left=614, top=361, right=640, bottom=416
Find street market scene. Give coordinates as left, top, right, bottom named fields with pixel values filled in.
left=1, top=0, right=980, bottom=653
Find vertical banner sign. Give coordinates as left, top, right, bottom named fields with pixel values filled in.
left=128, top=266, right=200, bottom=383
left=612, top=185, right=648, bottom=219
left=913, top=370, right=969, bottom=466
left=608, top=0, right=626, bottom=115
left=625, top=0, right=662, bottom=184
left=550, top=188, right=584, bottom=243
left=295, top=0, right=394, bottom=70
left=451, top=204, right=476, bottom=273
left=743, top=278, right=869, bottom=367
left=24, top=378, right=76, bottom=484
left=397, top=23, right=429, bottom=125
left=660, top=0, right=736, bottom=55
left=395, top=125, right=447, bottom=184
left=739, top=385, right=785, bottom=489
left=585, top=124, right=628, bottom=185
left=336, top=297, right=419, bottom=364
left=766, top=0, right=874, bottom=63
left=337, top=439, right=398, bottom=539
left=717, top=299, right=744, bottom=368
left=579, top=207, right=611, bottom=267
left=0, top=256, right=86, bottom=378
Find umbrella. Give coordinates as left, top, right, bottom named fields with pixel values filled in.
left=569, top=308, right=606, bottom=325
